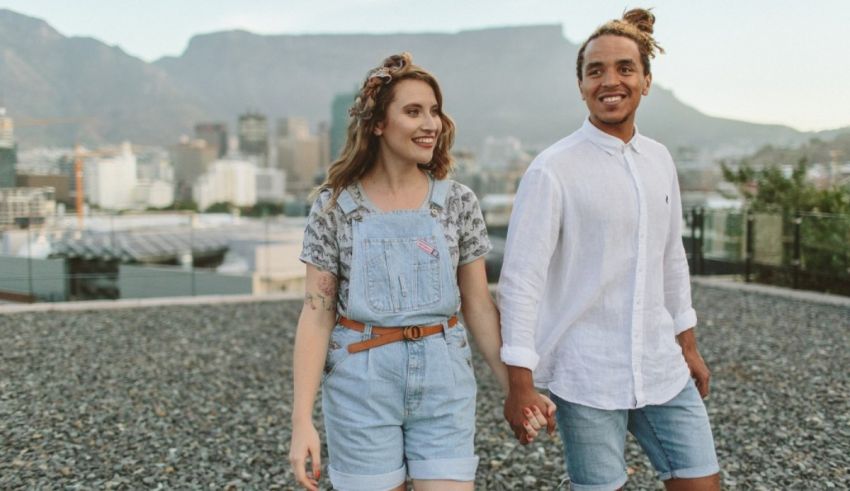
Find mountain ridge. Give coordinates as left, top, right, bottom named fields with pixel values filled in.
left=0, top=8, right=834, bottom=156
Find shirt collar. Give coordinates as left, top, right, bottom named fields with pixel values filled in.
left=580, top=117, right=642, bottom=155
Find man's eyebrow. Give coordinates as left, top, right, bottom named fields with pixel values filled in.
left=584, top=61, right=604, bottom=71
left=616, top=59, right=638, bottom=66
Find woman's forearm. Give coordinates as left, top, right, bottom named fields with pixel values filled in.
left=463, top=299, right=511, bottom=394
left=291, top=308, right=334, bottom=424
left=457, top=259, right=512, bottom=394
left=292, top=266, right=338, bottom=424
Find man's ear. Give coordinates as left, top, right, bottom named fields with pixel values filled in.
left=642, top=73, right=652, bottom=96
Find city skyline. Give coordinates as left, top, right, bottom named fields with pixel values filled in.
left=0, top=0, right=848, bottom=133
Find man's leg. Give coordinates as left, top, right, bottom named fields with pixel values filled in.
left=664, top=474, right=721, bottom=491
left=552, top=392, right=630, bottom=491
left=628, top=379, right=720, bottom=490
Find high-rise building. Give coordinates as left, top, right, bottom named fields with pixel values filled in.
left=0, top=107, right=13, bottom=147
left=256, top=167, right=286, bottom=204
left=317, top=122, right=331, bottom=172
left=276, top=117, right=321, bottom=197
left=238, top=112, right=269, bottom=166
left=83, top=142, right=138, bottom=210
left=330, top=92, right=356, bottom=163
left=0, top=108, right=17, bottom=188
left=170, top=137, right=218, bottom=201
left=193, top=158, right=258, bottom=211
left=194, top=122, right=228, bottom=158
left=277, top=118, right=310, bottom=140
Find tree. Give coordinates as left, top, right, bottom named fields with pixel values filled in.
left=721, top=158, right=850, bottom=291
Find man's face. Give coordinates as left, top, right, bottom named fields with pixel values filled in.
left=578, top=34, right=651, bottom=140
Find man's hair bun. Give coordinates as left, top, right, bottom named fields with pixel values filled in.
left=622, top=8, right=656, bottom=35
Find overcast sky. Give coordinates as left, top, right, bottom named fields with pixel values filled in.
left=2, top=0, right=848, bottom=132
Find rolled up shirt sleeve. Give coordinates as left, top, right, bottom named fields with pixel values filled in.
left=498, top=166, right=562, bottom=371
left=663, top=158, right=697, bottom=335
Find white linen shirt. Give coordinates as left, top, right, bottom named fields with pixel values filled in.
left=498, top=118, right=696, bottom=410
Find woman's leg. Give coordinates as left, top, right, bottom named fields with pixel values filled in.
left=412, top=479, right=474, bottom=491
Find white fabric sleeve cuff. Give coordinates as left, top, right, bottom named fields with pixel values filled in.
left=673, top=308, right=698, bottom=335
left=500, top=345, right=540, bottom=371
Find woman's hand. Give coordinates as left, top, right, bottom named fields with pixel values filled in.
left=520, top=395, right=557, bottom=443
left=289, top=420, right=322, bottom=490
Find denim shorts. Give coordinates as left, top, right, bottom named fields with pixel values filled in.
left=552, top=379, right=719, bottom=491
left=321, top=322, right=479, bottom=491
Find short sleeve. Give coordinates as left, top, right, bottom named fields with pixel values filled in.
left=457, top=185, right=492, bottom=265
left=299, top=190, right=339, bottom=276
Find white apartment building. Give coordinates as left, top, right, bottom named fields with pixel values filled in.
left=0, top=187, right=56, bottom=227
left=84, top=142, right=137, bottom=210
left=193, top=158, right=258, bottom=210
left=132, top=180, right=175, bottom=209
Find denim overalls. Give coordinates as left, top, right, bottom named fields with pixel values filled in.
left=322, top=179, right=479, bottom=490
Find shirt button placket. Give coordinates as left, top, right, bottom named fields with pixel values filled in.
left=625, top=149, right=648, bottom=407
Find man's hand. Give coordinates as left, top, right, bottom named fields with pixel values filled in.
left=684, top=347, right=711, bottom=398
left=504, top=366, right=556, bottom=444
left=678, top=328, right=710, bottom=398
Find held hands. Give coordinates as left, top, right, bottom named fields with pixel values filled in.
left=504, top=389, right=557, bottom=445
left=289, top=420, right=322, bottom=490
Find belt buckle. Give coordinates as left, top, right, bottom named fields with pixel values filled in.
left=403, top=325, right=424, bottom=341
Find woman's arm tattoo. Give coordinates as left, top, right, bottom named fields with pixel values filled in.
left=304, top=271, right=338, bottom=312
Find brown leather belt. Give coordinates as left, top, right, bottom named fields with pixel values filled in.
left=338, top=315, right=458, bottom=354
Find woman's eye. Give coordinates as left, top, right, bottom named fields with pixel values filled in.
left=407, top=109, right=420, bottom=116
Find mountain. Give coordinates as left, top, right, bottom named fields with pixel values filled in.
left=0, top=9, right=207, bottom=146
left=0, top=8, right=826, bottom=155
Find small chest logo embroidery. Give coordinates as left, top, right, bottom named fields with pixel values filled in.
left=416, top=239, right=440, bottom=258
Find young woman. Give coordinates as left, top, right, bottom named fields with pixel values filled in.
left=289, top=53, right=553, bottom=491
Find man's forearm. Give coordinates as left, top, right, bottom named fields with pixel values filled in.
left=507, top=365, right=536, bottom=392
left=676, top=327, right=698, bottom=353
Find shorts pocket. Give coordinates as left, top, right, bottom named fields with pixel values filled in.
left=444, top=326, right=475, bottom=386
left=322, top=326, right=362, bottom=383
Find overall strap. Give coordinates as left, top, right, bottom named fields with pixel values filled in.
left=429, top=178, right=452, bottom=209
left=336, top=188, right=359, bottom=215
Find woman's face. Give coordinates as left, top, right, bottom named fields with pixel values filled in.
left=374, top=79, right=442, bottom=167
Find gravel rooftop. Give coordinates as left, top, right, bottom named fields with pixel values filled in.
left=1, top=283, right=848, bottom=490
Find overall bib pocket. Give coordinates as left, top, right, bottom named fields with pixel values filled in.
left=364, top=236, right=441, bottom=313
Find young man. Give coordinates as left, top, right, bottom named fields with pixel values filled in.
left=499, top=8, right=721, bottom=491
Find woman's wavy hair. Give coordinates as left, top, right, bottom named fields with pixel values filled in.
left=576, top=8, right=664, bottom=80
left=319, top=52, right=455, bottom=205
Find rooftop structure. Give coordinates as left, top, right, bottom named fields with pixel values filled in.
left=0, top=282, right=847, bottom=488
